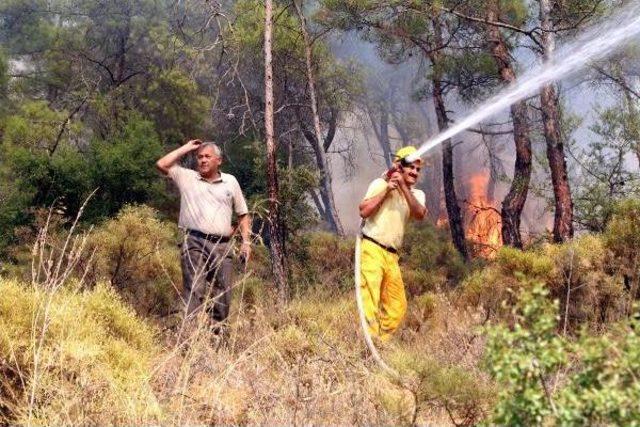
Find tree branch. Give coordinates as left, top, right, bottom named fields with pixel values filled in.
left=440, top=5, right=543, bottom=50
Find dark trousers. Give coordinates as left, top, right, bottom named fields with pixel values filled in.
left=180, top=234, right=233, bottom=324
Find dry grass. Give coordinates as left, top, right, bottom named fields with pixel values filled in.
left=0, top=279, right=161, bottom=424
left=0, top=275, right=492, bottom=425
left=149, top=283, right=493, bottom=425
left=0, top=209, right=496, bottom=425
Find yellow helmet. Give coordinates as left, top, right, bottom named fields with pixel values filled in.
left=394, top=146, right=420, bottom=163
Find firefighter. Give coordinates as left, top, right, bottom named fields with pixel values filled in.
left=358, top=146, right=426, bottom=341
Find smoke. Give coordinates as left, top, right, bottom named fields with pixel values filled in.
left=322, top=15, right=637, bottom=241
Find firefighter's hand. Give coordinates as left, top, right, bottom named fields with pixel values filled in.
left=387, top=179, right=399, bottom=191
left=389, top=172, right=404, bottom=190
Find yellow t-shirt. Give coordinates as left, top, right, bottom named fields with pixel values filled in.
left=361, top=178, right=426, bottom=250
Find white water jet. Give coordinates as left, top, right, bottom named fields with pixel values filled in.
left=406, top=1, right=640, bottom=162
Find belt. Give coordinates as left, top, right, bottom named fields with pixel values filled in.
left=187, top=229, right=231, bottom=243
left=362, top=234, right=398, bottom=254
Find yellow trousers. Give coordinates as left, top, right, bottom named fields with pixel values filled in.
left=360, top=239, right=407, bottom=342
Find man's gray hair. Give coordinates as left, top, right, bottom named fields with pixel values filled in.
left=197, top=141, right=222, bottom=157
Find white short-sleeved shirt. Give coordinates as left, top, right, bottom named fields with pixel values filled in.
left=168, top=165, right=248, bottom=236
left=361, top=178, right=426, bottom=250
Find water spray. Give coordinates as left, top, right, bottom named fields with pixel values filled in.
left=405, top=1, right=640, bottom=163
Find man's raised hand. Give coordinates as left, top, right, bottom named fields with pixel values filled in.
left=156, top=139, right=203, bottom=174
left=185, top=139, right=203, bottom=151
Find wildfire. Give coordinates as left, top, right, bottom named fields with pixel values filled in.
left=464, top=171, right=502, bottom=258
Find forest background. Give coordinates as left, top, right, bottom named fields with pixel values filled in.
left=1, top=0, right=640, bottom=424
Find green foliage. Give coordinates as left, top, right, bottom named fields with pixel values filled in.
left=2, top=101, right=80, bottom=151
left=441, top=51, right=500, bottom=102
left=572, top=106, right=640, bottom=231
left=0, top=0, right=55, bottom=54
left=554, top=319, right=640, bottom=425
left=485, top=283, right=566, bottom=425
left=227, top=139, right=319, bottom=237
left=88, top=115, right=166, bottom=220
left=485, top=283, right=640, bottom=425
left=141, top=68, right=210, bottom=144
left=0, top=109, right=166, bottom=250
left=0, top=102, right=89, bottom=248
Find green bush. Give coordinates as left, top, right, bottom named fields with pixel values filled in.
left=484, top=283, right=566, bottom=425
left=289, top=232, right=355, bottom=293
left=485, top=283, right=640, bottom=425
left=87, top=115, right=166, bottom=220
left=0, top=110, right=166, bottom=251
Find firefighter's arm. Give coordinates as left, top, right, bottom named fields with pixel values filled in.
left=359, top=180, right=397, bottom=218
left=398, top=180, right=426, bottom=220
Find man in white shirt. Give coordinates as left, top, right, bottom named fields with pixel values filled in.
left=156, top=139, right=251, bottom=331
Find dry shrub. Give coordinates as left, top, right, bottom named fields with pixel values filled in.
left=151, top=283, right=496, bottom=425
left=83, top=204, right=181, bottom=317
left=458, top=234, right=626, bottom=329
left=0, top=278, right=161, bottom=424
left=0, top=204, right=507, bottom=425
left=402, top=223, right=468, bottom=295
left=376, top=289, right=496, bottom=425
left=2, top=237, right=494, bottom=425
left=604, top=199, right=640, bottom=309
left=459, top=246, right=555, bottom=317
left=387, top=349, right=495, bottom=426
left=289, top=232, right=355, bottom=293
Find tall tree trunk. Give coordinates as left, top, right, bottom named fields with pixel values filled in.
left=539, top=0, right=574, bottom=242
left=309, top=189, right=326, bottom=219
left=615, top=67, right=640, bottom=167
left=417, top=103, right=444, bottom=223
left=367, top=105, right=393, bottom=168
left=293, top=0, right=344, bottom=236
left=486, top=0, right=532, bottom=248
left=393, top=111, right=412, bottom=146
left=264, top=0, right=288, bottom=302
left=430, top=18, right=469, bottom=261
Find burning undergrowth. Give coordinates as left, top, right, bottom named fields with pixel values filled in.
left=463, top=171, right=503, bottom=258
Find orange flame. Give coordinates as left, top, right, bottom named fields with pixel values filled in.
left=465, top=171, right=502, bottom=258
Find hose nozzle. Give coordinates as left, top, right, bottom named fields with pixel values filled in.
left=398, top=156, right=412, bottom=167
